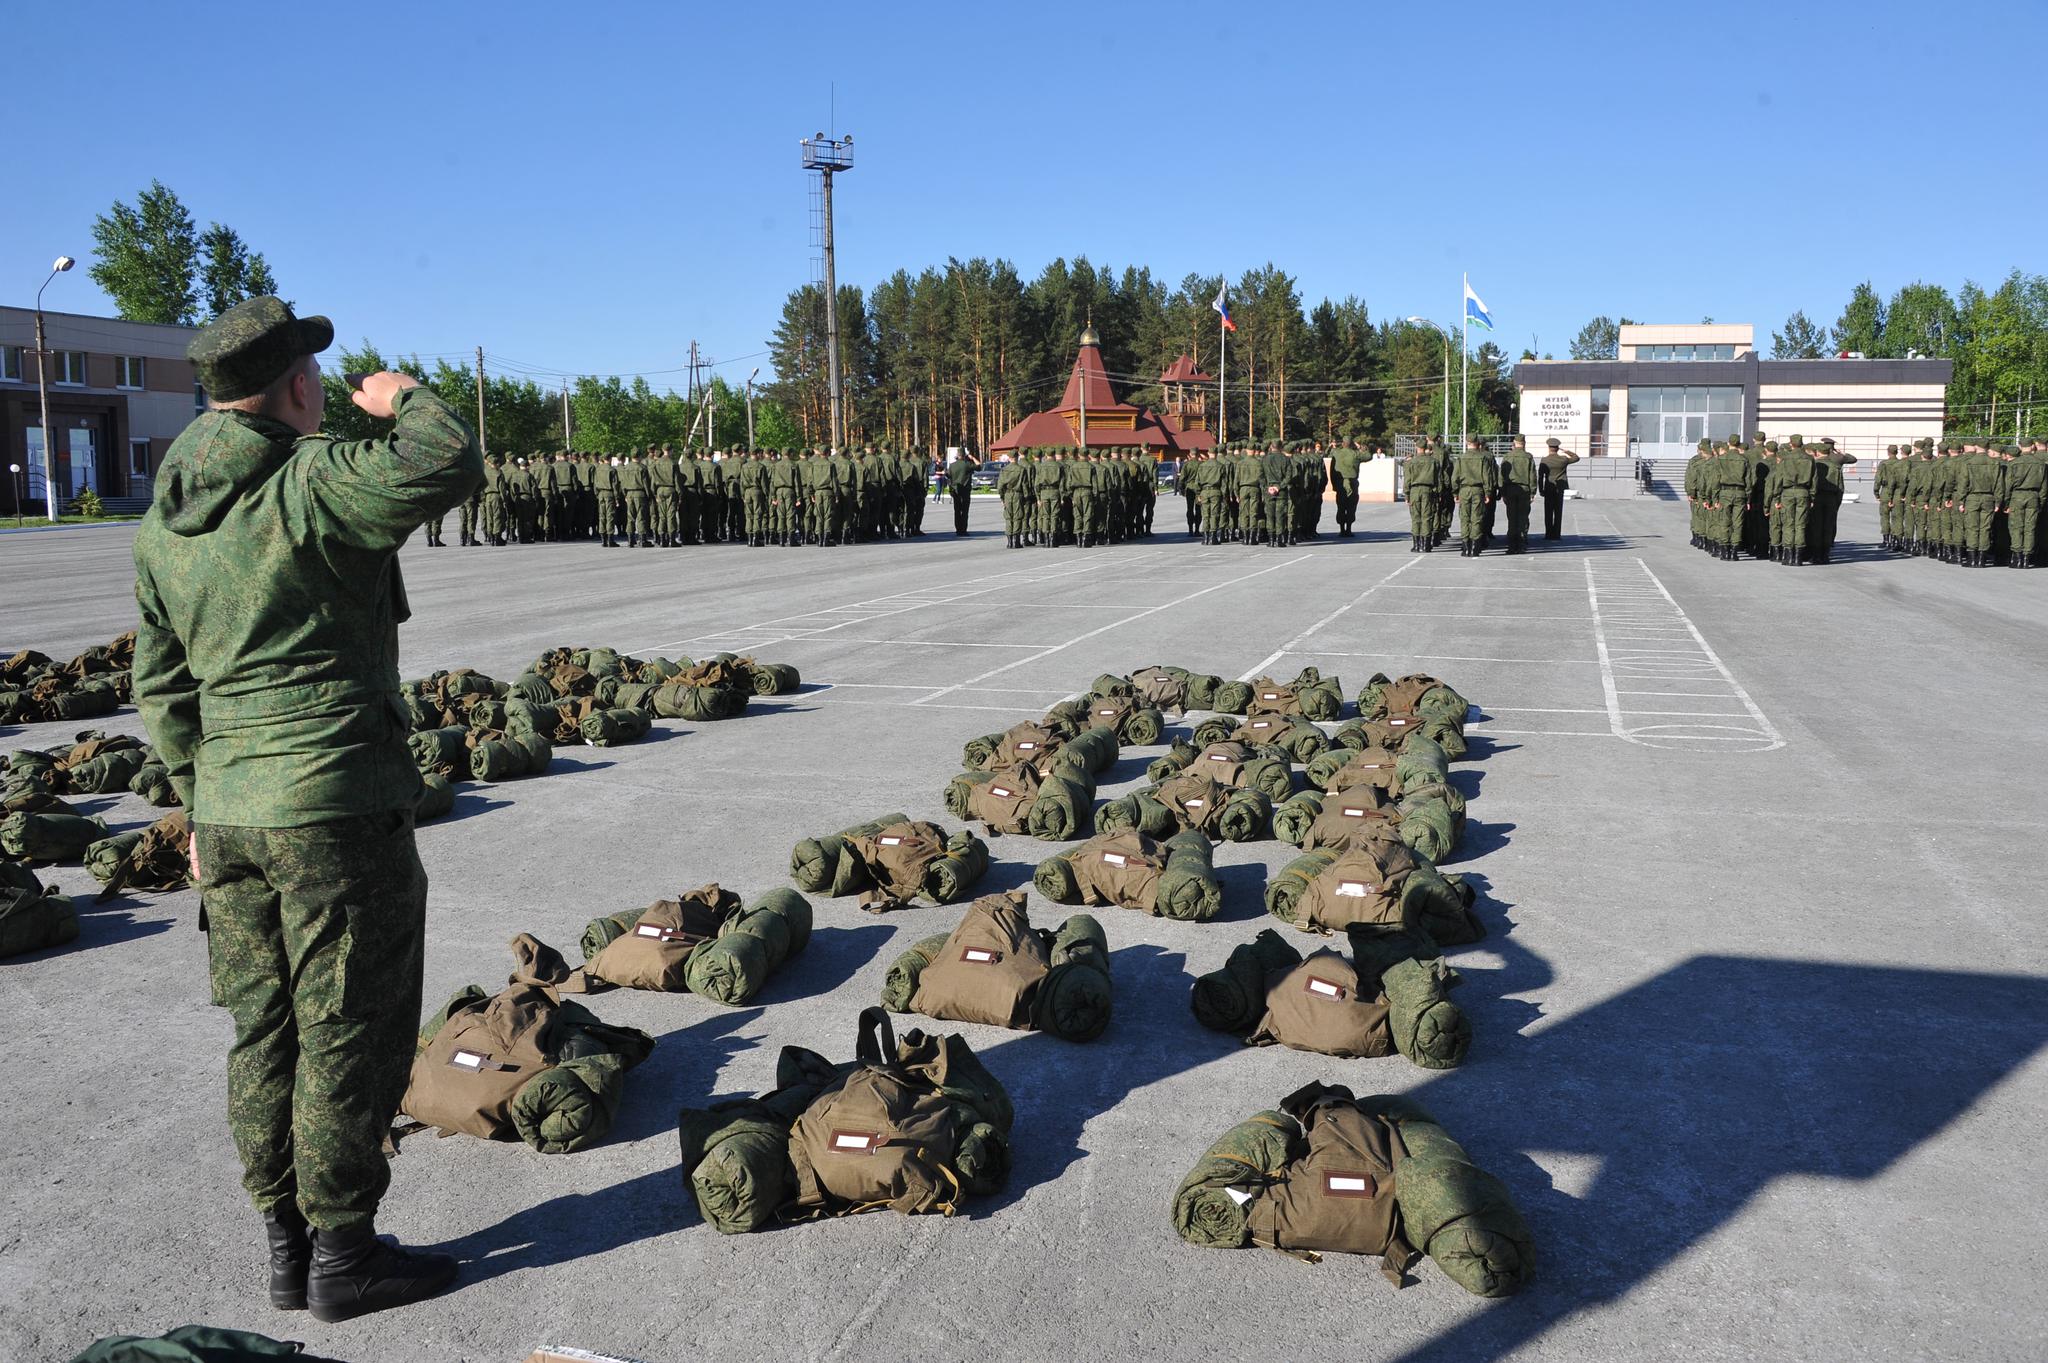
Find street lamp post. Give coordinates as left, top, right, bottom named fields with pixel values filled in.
left=1405, top=316, right=1451, bottom=446
left=35, top=255, right=76, bottom=522
left=9, top=463, right=22, bottom=526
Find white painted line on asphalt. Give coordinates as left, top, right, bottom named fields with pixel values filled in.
left=1238, top=554, right=1428, bottom=680
left=916, top=553, right=1314, bottom=705
left=1584, top=557, right=1627, bottom=741
left=1379, top=583, right=1587, bottom=592
left=1278, top=651, right=1600, bottom=665
left=710, top=637, right=1057, bottom=649
left=1348, top=610, right=1595, bottom=620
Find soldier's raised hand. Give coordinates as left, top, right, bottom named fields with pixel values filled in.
left=350, top=371, right=421, bottom=420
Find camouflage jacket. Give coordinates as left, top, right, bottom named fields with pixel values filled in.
left=132, top=388, right=482, bottom=825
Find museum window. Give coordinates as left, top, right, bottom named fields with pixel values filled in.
left=116, top=356, right=146, bottom=390
left=1627, top=386, right=1744, bottom=450
left=1, top=345, right=21, bottom=381
left=57, top=351, right=88, bottom=385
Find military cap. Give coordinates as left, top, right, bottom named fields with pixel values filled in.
left=187, top=295, right=332, bottom=401
left=1697, top=438, right=1712, bottom=451
left=1546, top=437, right=1560, bottom=448
left=1887, top=444, right=1898, bottom=453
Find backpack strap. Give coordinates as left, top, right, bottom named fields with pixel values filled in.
left=855, top=1006, right=897, bottom=1068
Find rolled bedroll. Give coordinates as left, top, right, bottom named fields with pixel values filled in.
left=1265, top=848, right=1338, bottom=925
left=1378, top=1096, right=1536, bottom=1297
left=128, top=761, right=180, bottom=807
left=0, top=880, right=79, bottom=958
left=685, top=888, right=815, bottom=1005
left=1190, top=928, right=1303, bottom=1035
left=921, top=829, right=991, bottom=904
left=1214, top=787, right=1276, bottom=843
left=1208, top=679, right=1254, bottom=715
left=789, top=812, right=912, bottom=894
left=1145, top=737, right=1201, bottom=783
left=634, top=655, right=682, bottom=684
left=1156, top=829, right=1224, bottom=921
left=579, top=706, right=654, bottom=747
left=1050, top=724, right=1120, bottom=776
left=468, top=730, right=553, bottom=781
left=506, top=672, right=557, bottom=707
left=1332, top=716, right=1451, bottom=763
left=1032, top=913, right=1114, bottom=1042
left=1094, top=788, right=1181, bottom=840
left=652, top=681, right=749, bottom=722
left=880, top=932, right=954, bottom=1012
left=747, top=660, right=802, bottom=695
left=62, top=747, right=148, bottom=795
left=1081, top=694, right=1165, bottom=746
left=407, top=726, right=470, bottom=775
left=1181, top=670, right=1224, bottom=709
left=1272, top=790, right=1325, bottom=846
left=1383, top=957, right=1470, bottom=1070
left=1393, top=788, right=1464, bottom=865
left=1170, top=1109, right=1300, bottom=1249
left=1229, top=714, right=1328, bottom=765
left=415, top=771, right=456, bottom=822
left=964, top=720, right=1063, bottom=771
left=1026, top=767, right=1096, bottom=841
left=611, top=680, right=661, bottom=712
left=1184, top=742, right=1295, bottom=803
left=675, top=1100, right=798, bottom=1235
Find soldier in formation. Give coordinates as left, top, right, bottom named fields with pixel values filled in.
left=1882, top=437, right=2045, bottom=567
left=989, top=446, right=1164, bottom=548
left=1685, top=433, right=1857, bottom=565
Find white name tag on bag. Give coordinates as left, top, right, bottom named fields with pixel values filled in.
left=1102, top=851, right=1127, bottom=867
left=961, top=947, right=999, bottom=964
left=831, top=1130, right=880, bottom=1153
left=1016, top=741, right=1038, bottom=751
left=1305, top=975, right=1346, bottom=1000
left=990, top=786, right=1013, bottom=798
left=450, top=1049, right=488, bottom=1071
left=1335, top=880, right=1377, bottom=898
left=1184, top=798, right=1205, bottom=809
left=879, top=836, right=904, bottom=846
left=1342, top=807, right=1369, bottom=818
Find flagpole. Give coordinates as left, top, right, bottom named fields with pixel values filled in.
left=1460, top=275, right=1469, bottom=446
left=1218, top=306, right=1227, bottom=445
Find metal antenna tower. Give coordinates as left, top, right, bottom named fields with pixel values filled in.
left=800, top=131, right=853, bottom=451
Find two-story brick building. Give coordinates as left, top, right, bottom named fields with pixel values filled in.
left=0, top=306, right=202, bottom=515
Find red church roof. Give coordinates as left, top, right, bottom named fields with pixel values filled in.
left=991, top=327, right=1217, bottom=456
left=1160, top=354, right=1214, bottom=384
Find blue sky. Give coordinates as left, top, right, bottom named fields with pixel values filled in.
left=6, top=0, right=2041, bottom=391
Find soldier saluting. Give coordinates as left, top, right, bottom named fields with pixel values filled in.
left=132, top=297, right=480, bottom=1321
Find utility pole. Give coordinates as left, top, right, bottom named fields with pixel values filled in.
left=802, top=133, right=854, bottom=451
left=560, top=386, right=572, bottom=448
left=744, top=367, right=759, bottom=450
left=474, top=347, right=489, bottom=460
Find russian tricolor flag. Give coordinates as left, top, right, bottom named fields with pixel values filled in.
left=1213, top=284, right=1237, bottom=333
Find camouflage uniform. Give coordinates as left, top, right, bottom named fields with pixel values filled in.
left=132, top=297, right=481, bottom=1236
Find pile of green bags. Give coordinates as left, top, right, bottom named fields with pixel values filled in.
left=1145, top=740, right=1295, bottom=802
left=568, top=886, right=813, bottom=1004
left=1246, top=666, right=1346, bottom=722
left=879, top=892, right=1113, bottom=1043
left=1171, top=1085, right=1533, bottom=1297
left=1190, top=927, right=1470, bottom=1070
left=0, top=631, right=134, bottom=725
left=789, top=814, right=990, bottom=906
left=1034, top=828, right=1226, bottom=922
left=1, top=809, right=111, bottom=864
left=677, top=1008, right=1014, bottom=1232
left=84, top=811, right=192, bottom=894
left=1097, top=774, right=1275, bottom=844
left=1356, top=672, right=1472, bottom=759
left=1185, top=712, right=1330, bottom=765
left=1, top=861, right=77, bottom=958
left=1265, top=839, right=1483, bottom=948
left=946, top=763, right=1098, bottom=841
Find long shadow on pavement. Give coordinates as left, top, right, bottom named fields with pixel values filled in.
left=1388, top=956, right=2048, bottom=1362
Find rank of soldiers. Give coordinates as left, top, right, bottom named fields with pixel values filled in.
left=427, top=446, right=947, bottom=548
left=1872, top=437, right=2045, bottom=568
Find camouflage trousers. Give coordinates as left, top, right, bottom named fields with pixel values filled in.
left=198, top=810, right=425, bottom=1233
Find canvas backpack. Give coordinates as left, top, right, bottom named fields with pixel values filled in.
left=963, top=764, right=1042, bottom=834
left=842, top=820, right=952, bottom=911
left=1249, top=950, right=1394, bottom=1059
left=787, top=1008, right=1012, bottom=1218
left=1293, top=841, right=1421, bottom=935
left=1066, top=831, right=1167, bottom=913
left=1155, top=771, right=1229, bottom=835
left=909, top=891, right=1051, bottom=1029
left=1247, top=1082, right=1418, bottom=1281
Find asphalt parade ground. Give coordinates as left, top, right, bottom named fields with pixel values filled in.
left=4, top=493, right=2045, bottom=1363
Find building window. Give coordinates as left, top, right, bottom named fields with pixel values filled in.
left=130, top=439, right=153, bottom=479
left=116, top=356, right=147, bottom=390
left=194, top=380, right=207, bottom=413
left=1, top=345, right=21, bottom=381
left=1627, top=385, right=1744, bottom=450
left=1639, top=343, right=1734, bottom=362
left=57, top=351, right=88, bottom=385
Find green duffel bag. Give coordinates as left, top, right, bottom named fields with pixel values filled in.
left=1377, top=1094, right=1536, bottom=1297
left=1384, top=957, right=1470, bottom=1070
left=468, top=730, right=552, bottom=781
left=1230, top=714, right=1329, bottom=765
left=880, top=932, right=953, bottom=1012
left=1032, top=913, right=1113, bottom=1042
left=1, top=810, right=111, bottom=863
left=635, top=656, right=681, bottom=684
left=683, top=888, right=814, bottom=1005
left=1170, top=1108, right=1300, bottom=1249
left=407, top=726, right=471, bottom=776
left=1181, top=671, right=1224, bottom=708
left=66, top=1323, right=340, bottom=1363
left=0, top=689, right=29, bottom=724
left=790, top=812, right=912, bottom=894
left=415, top=772, right=456, bottom=822
left=580, top=707, right=653, bottom=747
left=748, top=661, right=801, bottom=695
left=46, top=687, right=119, bottom=721
left=1265, top=848, right=1338, bottom=924
left=1190, top=929, right=1303, bottom=1034
left=128, top=761, right=182, bottom=807
left=1, top=882, right=79, bottom=958
left=591, top=675, right=624, bottom=707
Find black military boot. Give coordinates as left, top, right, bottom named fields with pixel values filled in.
left=266, top=1208, right=311, bottom=1311
left=304, top=1225, right=458, bottom=1324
